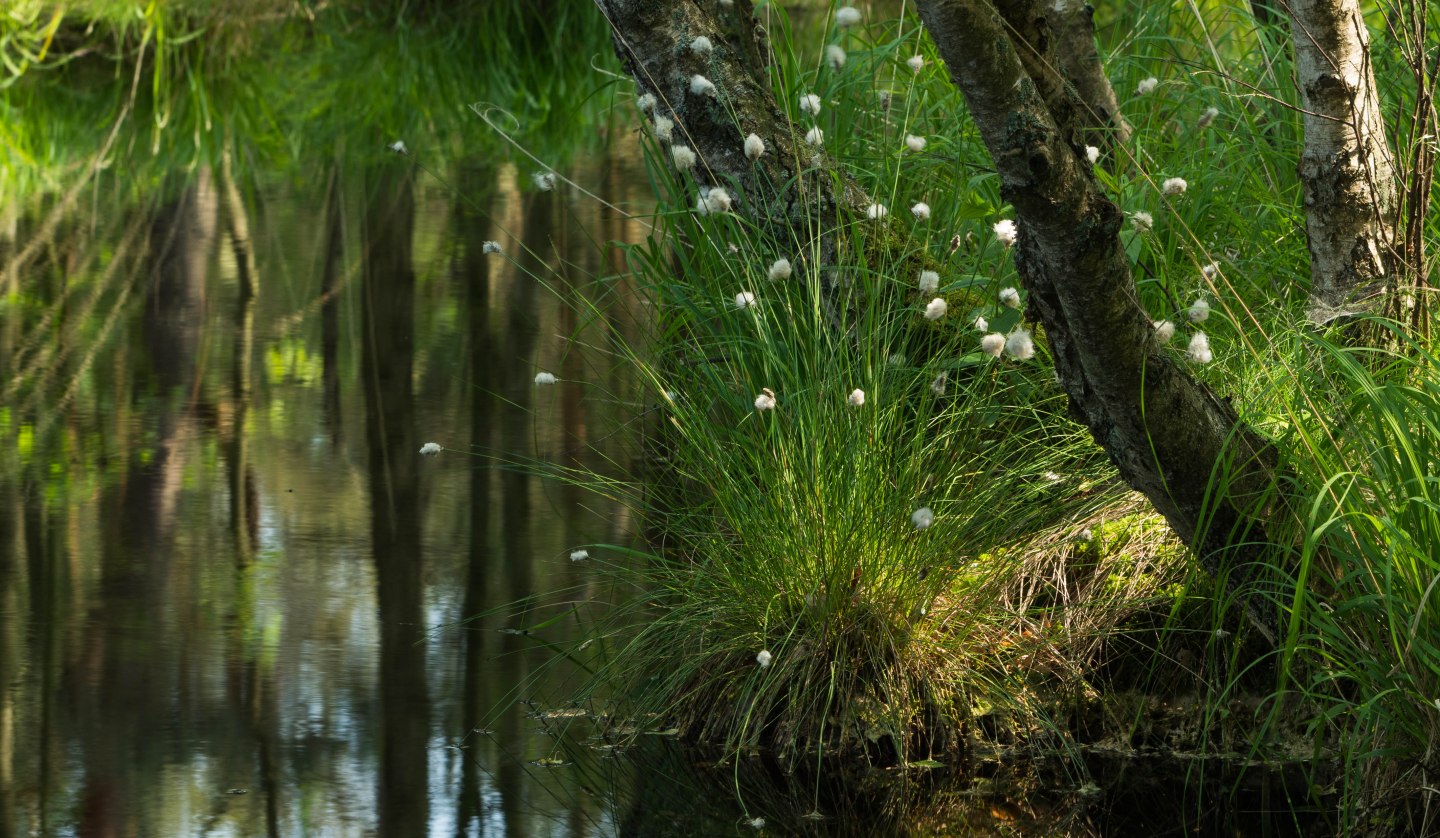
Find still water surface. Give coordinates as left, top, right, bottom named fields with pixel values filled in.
left=1, top=135, right=656, bottom=835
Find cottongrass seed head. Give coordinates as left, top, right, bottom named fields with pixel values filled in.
left=911, top=202, right=931, bottom=220
left=534, top=371, right=557, bottom=385
left=733, top=291, right=757, bottom=309
left=756, top=649, right=773, bottom=667
left=924, top=298, right=948, bottom=320
left=637, top=92, right=657, bottom=113
left=805, top=126, right=825, bottom=146
left=671, top=144, right=697, bottom=171
left=918, top=270, right=939, bottom=294
left=533, top=171, right=557, bottom=191
left=1137, top=76, right=1158, bottom=95
left=835, top=5, right=862, bottom=26
left=690, top=36, right=713, bottom=54
left=653, top=115, right=674, bottom=142
left=905, top=134, right=927, bottom=152
left=388, top=139, right=408, bottom=155
left=974, top=315, right=988, bottom=331
left=1006, top=328, right=1036, bottom=360
left=482, top=240, right=503, bottom=254
left=1131, top=211, right=1153, bottom=232
left=1154, top=320, right=1176, bottom=343
left=847, top=388, right=866, bottom=407
left=799, top=93, right=822, bottom=115
left=1188, top=298, right=1211, bottom=322
left=907, top=54, right=924, bottom=72
left=994, top=218, right=1018, bottom=246
left=867, top=203, right=888, bottom=219
left=999, top=286, right=1021, bottom=308
left=1162, top=177, right=1188, bottom=196
left=690, top=74, right=716, bottom=96
left=569, top=549, right=589, bottom=562
left=931, top=372, right=948, bottom=395
left=1085, top=145, right=1100, bottom=164
left=911, top=506, right=935, bottom=529
left=981, top=333, right=1006, bottom=357
left=1202, top=261, right=1220, bottom=279
left=768, top=258, right=792, bottom=282
left=744, top=133, right=765, bottom=160
left=754, top=388, right=777, bottom=411
left=1198, top=106, right=1220, bottom=128
left=1188, top=332, right=1213, bottom=364
left=419, top=442, right=442, bottom=456
left=826, top=44, right=847, bottom=69
left=697, top=186, right=732, bottom=215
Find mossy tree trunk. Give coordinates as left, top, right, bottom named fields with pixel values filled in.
left=1286, top=0, right=1400, bottom=322
left=914, top=0, right=1284, bottom=641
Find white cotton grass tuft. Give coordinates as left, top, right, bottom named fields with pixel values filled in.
left=388, top=139, right=408, bottom=155
left=994, top=219, right=1018, bottom=246
left=1188, top=298, right=1211, bottom=322
left=974, top=315, right=988, bottom=331
left=905, top=134, right=927, bottom=152
left=1188, top=332, right=1213, bottom=364
left=1085, top=145, right=1100, bottom=164
left=569, top=549, right=589, bottom=562
left=671, top=145, right=697, bottom=171
left=799, top=93, right=822, bottom=115
left=690, top=36, right=713, bottom=54
left=1137, top=76, right=1159, bottom=95
left=696, top=186, right=732, bottom=215
left=999, top=286, right=1021, bottom=308
left=637, top=92, right=657, bottom=113
left=756, top=649, right=773, bottom=667
left=690, top=74, right=716, bottom=96
left=744, top=133, right=765, bottom=160
left=907, top=55, right=924, bottom=72
left=733, top=291, right=758, bottom=309
left=534, top=372, right=557, bottom=385
left=826, top=44, right=847, bottom=69
left=924, top=298, right=948, bottom=320
left=1198, top=106, right=1220, bottom=128
left=419, top=442, right=442, bottom=456
left=911, top=202, right=931, bottom=221
left=1131, top=211, right=1153, bottom=232
left=1154, top=320, right=1176, bottom=343
left=911, top=506, right=935, bottom=529
left=1006, top=328, right=1036, bottom=361
left=1202, top=261, right=1220, bottom=279
left=981, top=333, right=1006, bottom=357
left=835, top=5, right=862, bottom=26
left=767, top=258, right=792, bottom=282
left=805, top=126, right=825, bottom=146
left=847, top=388, right=866, bottom=407
left=532, top=171, right=557, bottom=191
left=748, top=818, right=766, bottom=830
left=918, top=270, right=940, bottom=294
left=1162, top=177, right=1188, bottom=196
left=931, top=372, right=948, bottom=395
left=754, top=388, right=777, bottom=411
left=653, top=115, right=674, bottom=142
left=866, top=203, right=888, bottom=219
left=482, top=241, right=503, bottom=254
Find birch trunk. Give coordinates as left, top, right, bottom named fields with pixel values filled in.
left=1048, top=0, right=1132, bottom=147
left=1287, top=0, right=1399, bottom=319
left=914, top=0, right=1283, bottom=641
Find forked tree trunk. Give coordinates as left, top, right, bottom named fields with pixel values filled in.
left=915, top=0, right=1283, bottom=641
left=1286, top=0, right=1399, bottom=321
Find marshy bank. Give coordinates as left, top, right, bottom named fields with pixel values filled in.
left=2, top=1, right=1436, bottom=835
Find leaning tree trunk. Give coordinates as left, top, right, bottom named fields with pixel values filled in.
left=915, top=0, right=1284, bottom=641
left=1287, top=0, right=1399, bottom=321
left=595, top=0, right=868, bottom=276
left=1047, top=0, right=1133, bottom=148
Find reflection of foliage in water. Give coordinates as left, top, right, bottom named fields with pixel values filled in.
left=0, top=0, right=617, bottom=196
